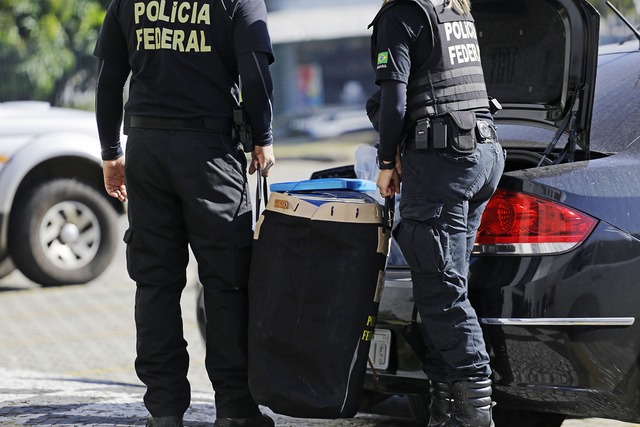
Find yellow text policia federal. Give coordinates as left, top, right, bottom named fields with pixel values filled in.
left=134, top=1, right=211, bottom=53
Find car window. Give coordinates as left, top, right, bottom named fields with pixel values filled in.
left=590, top=47, right=640, bottom=154
left=476, top=1, right=566, bottom=105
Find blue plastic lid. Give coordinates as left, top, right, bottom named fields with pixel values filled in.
left=270, top=178, right=377, bottom=193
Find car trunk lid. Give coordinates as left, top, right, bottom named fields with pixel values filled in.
left=474, top=0, right=600, bottom=159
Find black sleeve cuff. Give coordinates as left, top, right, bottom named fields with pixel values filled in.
left=376, top=150, right=396, bottom=164
left=253, top=129, right=273, bottom=147
left=101, top=144, right=124, bottom=161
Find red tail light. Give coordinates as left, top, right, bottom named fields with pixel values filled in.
left=474, top=189, right=597, bottom=255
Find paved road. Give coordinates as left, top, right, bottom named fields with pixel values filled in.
left=0, top=157, right=638, bottom=426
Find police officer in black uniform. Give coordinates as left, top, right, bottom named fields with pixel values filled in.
left=370, top=0, right=504, bottom=426
left=94, top=1, right=275, bottom=426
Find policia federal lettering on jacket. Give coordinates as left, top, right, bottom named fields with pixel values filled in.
left=94, top=1, right=276, bottom=426
left=370, top=1, right=505, bottom=426
left=133, top=1, right=212, bottom=52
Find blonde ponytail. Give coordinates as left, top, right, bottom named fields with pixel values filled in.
left=447, top=0, right=471, bottom=15
left=381, top=0, right=471, bottom=14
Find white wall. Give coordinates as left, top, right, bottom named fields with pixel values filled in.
left=267, top=0, right=380, bottom=12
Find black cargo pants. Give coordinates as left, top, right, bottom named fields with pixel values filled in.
left=396, top=128, right=505, bottom=384
left=124, top=128, right=258, bottom=418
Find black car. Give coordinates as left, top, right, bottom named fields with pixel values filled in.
left=198, top=0, right=640, bottom=425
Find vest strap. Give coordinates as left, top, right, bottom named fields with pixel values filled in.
left=408, top=66, right=486, bottom=90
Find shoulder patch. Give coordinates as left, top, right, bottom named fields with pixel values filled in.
left=377, top=51, right=389, bottom=66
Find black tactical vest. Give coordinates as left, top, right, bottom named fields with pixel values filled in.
left=370, top=0, right=489, bottom=126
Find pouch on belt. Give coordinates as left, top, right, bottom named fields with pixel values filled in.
left=447, top=110, right=477, bottom=154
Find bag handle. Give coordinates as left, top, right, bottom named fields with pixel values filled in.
left=382, top=195, right=395, bottom=234
left=255, top=166, right=269, bottom=223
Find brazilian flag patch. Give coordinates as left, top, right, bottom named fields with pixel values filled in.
left=377, top=51, right=389, bottom=65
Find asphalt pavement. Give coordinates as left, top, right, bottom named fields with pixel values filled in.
left=0, top=156, right=638, bottom=427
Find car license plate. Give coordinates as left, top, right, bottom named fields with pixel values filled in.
left=368, top=329, right=391, bottom=370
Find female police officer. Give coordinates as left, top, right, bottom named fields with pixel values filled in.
left=94, top=0, right=275, bottom=426
left=370, top=0, right=504, bottom=426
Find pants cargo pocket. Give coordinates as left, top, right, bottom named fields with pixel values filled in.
left=397, top=199, right=451, bottom=274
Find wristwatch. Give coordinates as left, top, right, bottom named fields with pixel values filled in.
left=376, top=156, right=396, bottom=170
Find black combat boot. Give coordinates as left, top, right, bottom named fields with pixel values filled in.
left=428, top=381, right=453, bottom=426
left=213, top=413, right=275, bottom=427
left=145, top=415, right=184, bottom=427
left=442, top=378, right=494, bottom=427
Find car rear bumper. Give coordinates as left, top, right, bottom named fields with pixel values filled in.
left=371, top=221, right=640, bottom=421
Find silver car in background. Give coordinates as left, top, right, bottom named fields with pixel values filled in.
left=0, top=101, right=125, bottom=286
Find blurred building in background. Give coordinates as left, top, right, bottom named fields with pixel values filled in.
left=265, top=0, right=380, bottom=119
left=1, top=0, right=638, bottom=122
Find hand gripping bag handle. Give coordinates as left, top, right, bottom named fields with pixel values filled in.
left=367, top=194, right=394, bottom=386
left=255, top=166, right=269, bottom=223
left=383, top=195, right=395, bottom=234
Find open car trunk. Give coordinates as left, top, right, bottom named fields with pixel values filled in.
left=474, top=0, right=600, bottom=164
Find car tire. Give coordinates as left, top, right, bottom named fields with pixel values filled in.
left=493, top=406, right=565, bottom=427
left=358, top=390, right=392, bottom=413
left=196, top=283, right=207, bottom=340
left=8, top=179, right=119, bottom=286
left=407, top=394, right=431, bottom=422
left=0, top=255, right=15, bottom=279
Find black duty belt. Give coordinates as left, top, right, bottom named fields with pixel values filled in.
left=404, top=119, right=494, bottom=152
left=128, top=115, right=233, bottom=134
left=404, top=137, right=441, bottom=151
left=404, top=135, right=492, bottom=151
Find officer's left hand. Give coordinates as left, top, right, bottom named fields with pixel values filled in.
left=103, top=156, right=127, bottom=202
left=250, top=144, right=275, bottom=177
left=377, top=167, right=401, bottom=198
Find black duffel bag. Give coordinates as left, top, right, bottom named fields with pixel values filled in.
left=247, top=179, right=392, bottom=419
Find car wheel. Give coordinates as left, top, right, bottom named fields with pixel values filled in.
left=492, top=407, right=565, bottom=427
left=196, top=283, right=207, bottom=340
left=8, top=179, right=119, bottom=286
left=407, top=394, right=431, bottom=422
left=358, top=390, right=392, bottom=413
left=0, top=255, right=15, bottom=279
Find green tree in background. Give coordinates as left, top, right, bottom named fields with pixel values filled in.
left=0, top=0, right=111, bottom=106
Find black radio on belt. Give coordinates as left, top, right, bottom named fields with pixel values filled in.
left=430, top=116, right=448, bottom=149
left=232, top=105, right=254, bottom=153
left=414, top=117, right=430, bottom=150
left=414, top=117, right=448, bottom=150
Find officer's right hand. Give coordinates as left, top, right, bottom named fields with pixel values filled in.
left=250, top=144, right=275, bottom=177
